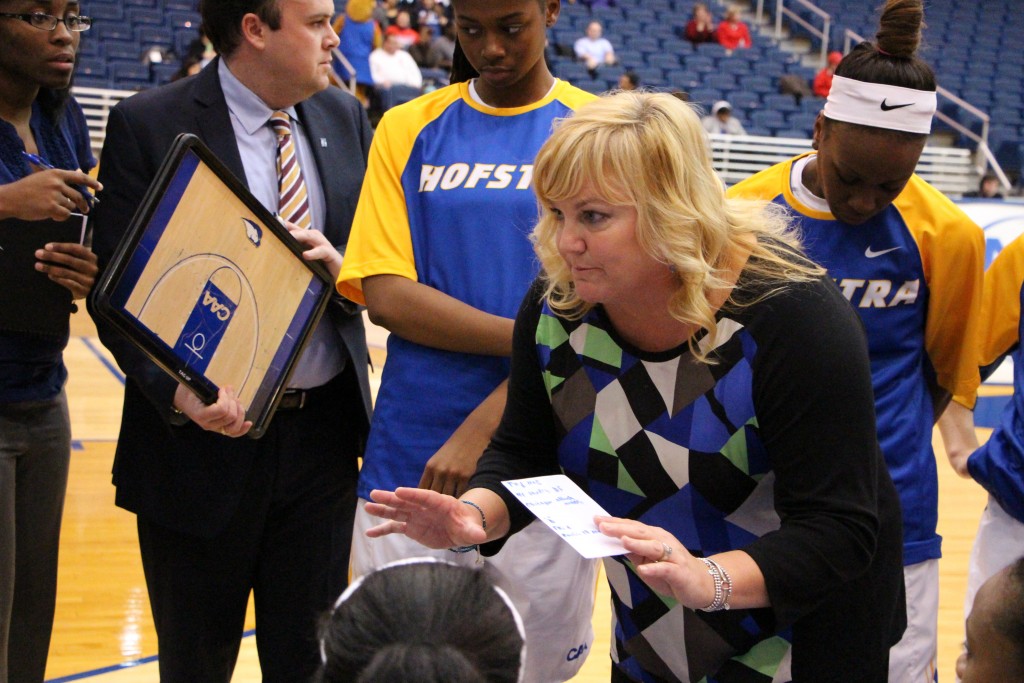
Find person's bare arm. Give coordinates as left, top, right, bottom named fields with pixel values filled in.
left=937, top=400, right=979, bottom=478
left=362, top=274, right=514, bottom=355
left=419, top=380, right=508, bottom=496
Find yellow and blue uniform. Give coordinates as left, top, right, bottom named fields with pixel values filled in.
left=968, top=233, right=1024, bottom=522
left=729, top=153, right=984, bottom=567
left=340, top=79, right=595, bottom=499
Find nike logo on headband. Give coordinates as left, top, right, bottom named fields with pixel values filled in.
left=880, top=99, right=914, bottom=111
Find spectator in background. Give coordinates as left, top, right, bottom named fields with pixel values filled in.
left=574, top=20, right=616, bottom=76
left=618, top=71, right=639, bottom=91
left=778, top=73, right=813, bottom=106
left=433, top=22, right=456, bottom=71
left=170, top=55, right=203, bottom=82
left=370, top=34, right=423, bottom=111
left=702, top=100, right=747, bottom=135
left=385, top=10, right=418, bottom=49
left=183, top=27, right=217, bottom=69
left=813, top=50, right=842, bottom=98
left=334, top=0, right=382, bottom=108
left=408, top=25, right=443, bottom=70
left=956, top=557, right=1024, bottom=682
left=716, top=6, right=751, bottom=53
left=408, top=25, right=449, bottom=89
left=965, top=173, right=1005, bottom=199
left=418, top=0, right=449, bottom=29
left=683, top=3, right=716, bottom=46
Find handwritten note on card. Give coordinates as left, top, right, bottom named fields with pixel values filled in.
left=502, top=475, right=627, bottom=559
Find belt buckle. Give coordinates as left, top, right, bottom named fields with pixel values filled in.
left=280, top=389, right=307, bottom=411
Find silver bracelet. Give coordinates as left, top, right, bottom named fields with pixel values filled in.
left=697, top=557, right=733, bottom=612
left=448, top=500, right=487, bottom=554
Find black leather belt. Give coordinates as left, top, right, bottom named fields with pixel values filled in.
left=277, top=388, right=309, bottom=411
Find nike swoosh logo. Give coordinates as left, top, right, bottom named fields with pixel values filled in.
left=865, top=246, right=901, bottom=258
left=880, top=99, right=913, bottom=111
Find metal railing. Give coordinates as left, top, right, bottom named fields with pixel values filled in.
left=774, top=0, right=831, bottom=65
left=843, top=29, right=1011, bottom=191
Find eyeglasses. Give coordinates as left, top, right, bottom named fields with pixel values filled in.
left=0, top=12, right=92, bottom=32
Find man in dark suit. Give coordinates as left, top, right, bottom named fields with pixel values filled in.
left=88, top=1, right=373, bottom=680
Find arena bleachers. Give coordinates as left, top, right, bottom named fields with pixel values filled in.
left=765, top=0, right=1024, bottom=174
left=76, top=0, right=1017, bottom=186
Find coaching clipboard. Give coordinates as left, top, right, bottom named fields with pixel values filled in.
left=91, top=133, right=333, bottom=438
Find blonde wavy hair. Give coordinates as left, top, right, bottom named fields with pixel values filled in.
left=531, top=91, right=824, bottom=361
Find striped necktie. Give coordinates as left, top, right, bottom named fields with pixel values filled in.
left=269, top=111, right=311, bottom=230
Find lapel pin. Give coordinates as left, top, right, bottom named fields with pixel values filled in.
left=320, top=138, right=328, bottom=148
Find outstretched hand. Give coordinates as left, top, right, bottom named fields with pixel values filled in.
left=365, top=487, right=488, bottom=550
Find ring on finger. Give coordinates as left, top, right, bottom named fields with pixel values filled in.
left=657, top=542, right=673, bottom=562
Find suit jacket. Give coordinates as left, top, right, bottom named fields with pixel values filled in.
left=89, top=59, right=373, bottom=538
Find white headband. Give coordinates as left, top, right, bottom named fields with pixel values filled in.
left=321, top=557, right=527, bottom=683
left=823, top=75, right=936, bottom=134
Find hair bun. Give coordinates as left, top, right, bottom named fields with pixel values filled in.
left=875, top=0, right=925, bottom=59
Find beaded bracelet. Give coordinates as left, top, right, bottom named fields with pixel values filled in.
left=697, top=557, right=733, bottom=612
left=448, top=500, right=487, bottom=554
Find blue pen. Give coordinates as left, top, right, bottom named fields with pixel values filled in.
left=21, top=151, right=99, bottom=208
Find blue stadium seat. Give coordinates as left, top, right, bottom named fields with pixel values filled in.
left=164, top=0, right=197, bottom=9
left=615, top=50, right=644, bottom=69
left=775, top=129, right=809, bottom=140
left=687, top=88, right=722, bottom=109
left=152, top=63, right=182, bottom=85
left=88, top=1, right=124, bottom=21
left=751, top=110, right=786, bottom=130
left=166, top=10, right=202, bottom=30
left=720, top=60, right=751, bottom=77
left=578, top=79, right=609, bottom=95
left=646, top=54, right=682, bottom=72
left=695, top=42, right=727, bottom=60
left=76, top=58, right=107, bottom=80
left=667, top=71, right=699, bottom=92
left=728, top=91, right=761, bottom=113
left=128, top=8, right=163, bottom=25
left=681, top=54, right=714, bottom=74
left=787, top=112, right=819, bottom=131
left=93, top=24, right=133, bottom=42
left=136, top=25, right=174, bottom=49
left=634, top=66, right=666, bottom=87
left=740, top=75, right=773, bottom=93
left=75, top=74, right=112, bottom=89
left=111, top=61, right=152, bottom=88
left=104, top=41, right=142, bottom=61
left=763, top=93, right=800, bottom=114
left=555, top=61, right=589, bottom=83
left=704, top=74, right=737, bottom=92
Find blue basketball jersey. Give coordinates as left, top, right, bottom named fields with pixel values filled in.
left=730, top=154, right=985, bottom=564
left=340, top=80, right=595, bottom=497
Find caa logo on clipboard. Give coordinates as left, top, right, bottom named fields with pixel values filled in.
left=242, top=217, right=262, bottom=247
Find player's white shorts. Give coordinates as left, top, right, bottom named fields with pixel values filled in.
left=352, top=501, right=599, bottom=683
left=888, top=558, right=939, bottom=682
left=964, top=495, right=1024, bottom=620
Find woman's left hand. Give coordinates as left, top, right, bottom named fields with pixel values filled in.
left=596, top=515, right=714, bottom=609
left=35, top=242, right=98, bottom=299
